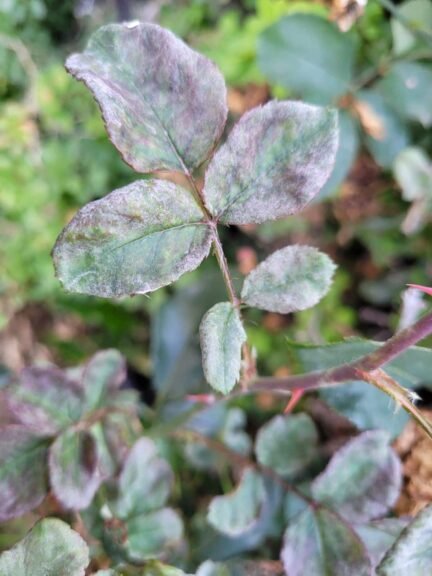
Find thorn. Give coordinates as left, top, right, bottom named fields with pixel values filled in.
left=186, top=394, right=216, bottom=405
left=407, top=284, right=432, bottom=297
left=283, top=388, right=305, bottom=414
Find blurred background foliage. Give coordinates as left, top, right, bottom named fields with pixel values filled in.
left=1, top=0, right=432, bottom=397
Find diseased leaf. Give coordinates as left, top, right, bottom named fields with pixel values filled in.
left=49, top=428, right=102, bottom=510
left=82, top=349, right=126, bottom=412
left=203, top=101, right=338, bottom=225
left=311, top=430, right=402, bottom=523
left=207, top=469, right=266, bottom=536
left=255, top=414, right=319, bottom=479
left=112, top=438, right=173, bottom=519
left=258, top=14, right=357, bottom=104
left=126, top=508, right=184, bottom=561
left=241, top=245, right=336, bottom=314
left=53, top=179, right=212, bottom=298
left=376, top=62, right=432, bottom=127
left=5, top=366, right=83, bottom=435
left=96, top=564, right=190, bottom=576
left=197, top=560, right=284, bottom=576
left=0, top=425, right=50, bottom=521
left=354, top=518, right=410, bottom=570
left=66, top=22, right=227, bottom=173
left=199, top=302, right=246, bottom=394
left=281, top=507, right=371, bottom=576
left=0, top=518, right=89, bottom=576
left=377, top=504, right=432, bottom=575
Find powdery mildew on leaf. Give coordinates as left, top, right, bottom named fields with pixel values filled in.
left=282, top=507, right=371, bottom=576
left=81, top=349, right=126, bottom=412
left=199, top=302, right=246, bottom=395
left=207, top=469, right=266, bottom=536
left=48, top=428, right=102, bottom=510
left=203, top=101, right=338, bottom=225
left=66, top=23, right=227, bottom=173
left=53, top=179, right=212, bottom=298
left=311, top=430, right=402, bottom=523
left=241, top=245, right=336, bottom=314
left=0, top=425, right=49, bottom=521
left=255, top=413, right=319, bottom=479
left=0, top=518, right=89, bottom=576
left=377, top=504, right=432, bottom=575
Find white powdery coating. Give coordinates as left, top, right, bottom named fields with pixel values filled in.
left=311, top=430, right=402, bottom=523
left=241, top=244, right=336, bottom=314
left=203, top=100, right=338, bottom=225
left=53, top=179, right=212, bottom=298
left=377, top=504, right=432, bottom=575
left=66, top=23, right=227, bottom=173
left=199, top=302, right=247, bottom=395
left=0, top=518, right=89, bottom=576
left=207, top=469, right=265, bottom=537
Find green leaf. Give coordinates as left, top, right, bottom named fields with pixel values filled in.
left=354, top=518, right=409, bottom=571
left=258, top=14, right=357, bottom=104
left=391, top=0, right=432, bottom=55
left=126, top=508, right=184, bottom=561
left=96, top=564, right=190, bottom=576
left=5, top=366, right=83, bottom=435
left=0, top=425, right=49, bottom=521
left=199, top=302, right=246, bottom=394
left=203, top=101, right=338, bottom=225
left=112, top=438, right=173, bottom=519
left=394, top=147, right=432, bottom=201
left=318, top=111, right=360, bottom=199
left=282, top=507, right=371, bottom=576
left=377, top=504, right=432, bottom=575
left=82, top=349, right=126, bottom=412
left=376, top=62, right=432, bottom=127
left=255, top=414, right=319, bottom=479
left=66, top=23, right=227, bottom=173
left=358, top=90, right=410, bottom=168
left=311, top=431, right=402, bottom=523
left=53, top=179, right=212, bottom=297
left=197, top=560, right=284, bottom=576
left=241, top=245, right=336, bottom=313
left=0, top=518, right=89, bottom=575
left=49, top=428, right=102, bottom=509
left=207, top=469, right=266, bottom=536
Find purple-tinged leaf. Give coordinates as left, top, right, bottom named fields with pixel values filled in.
left=203, top=101, right=338, bottom=225
left=377, top=504, right=432, bottom=575
left=81, top=349, right=126, bottom=412
left=0, top=518, right=89, bottom=575
left=49, top=428, right=102, bottom=510
left=112, top=437, right=174, bottom=519
left=207, top=469, right=266, bottom=536
left=255, top=414, right=319, bottom=480
left=5, top=366, right=83, bottom=435
left=311, top=430, right=402, bottom=523
left=242, top=245, right=336, bottom=314
left=0, top=425, right=49, bottom=521
left=282, top=507, right=371, bottom=576
left=66, top=23, right=227, bottom=173
left=354, top=518, right=410, bottom=571
left=199, top=302, right=246, bottom=395
left=53, top=179, right=212, bottom=298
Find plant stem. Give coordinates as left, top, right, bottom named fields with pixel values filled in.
left=252, top=308, right=432, bottom=394
left=210, top=222, right=240, bottom=307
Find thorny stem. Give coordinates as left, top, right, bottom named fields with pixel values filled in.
left=253, top=308, right=432, bottom=395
